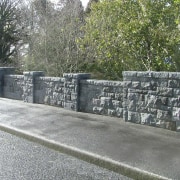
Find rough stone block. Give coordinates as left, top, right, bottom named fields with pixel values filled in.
left=57, top=87, right=63, bottom=93
left=108, top=109, right=116, bottom=116
left=169, top=72, right=180, bottom=79
left=156, top=79, right=168, bottom=87
left=93, top=107, right=103, bottom=114
left=168, top=98, right=180, bottom=107
left=100, top=97, right=113, bottom=108
left=148, top=96, right=167, bottom=108
left=92, top=98, right=100, bottom=106
left=152, top=72, right=169, bottom=79
left=24, top=96, right=33, bottom=103
left=168, top=80, right=179, bottom=88
left=57, top=101, right=64, bottom=107
left=123, top=71, right=137, bottom=77
left=115, top=93, right=123, bottom=101
left=137, top=71, right=153, bottom=77
left=50, top=99, right=57, bottom=105
left=116, top=107, right=123, bottom=117
left=63, top=73, right=91, bottom=80
left=174, top=88, right=180, bottom=96
left=128, top=100, right=136, bottom=111
left=64, top=102, right=76, bottom=111
left=132, top=81, right=140, bottom=89
left=128, top=111, right=140, bottom=123
left=139, top=94, right=145, bottom=101
left=160, top=97, right=168, bottom=106
left=157, top=87, right=173, bottom=97
left=172, top=107, right=180, bottom=121
left=65, top=95, right=71, bottom=101
left=165, top=121, right=176, bottom=131
left=44, top=96, right=50, bottom=104
left=176, top=121, right=180, bottom=132
left=140, top=82, right=152, bottom=90
left=112, top=100, right=122, bottom=108
left=158, top=105, right=172, bottom=111
left=71, top=93, right=77, bottom=101
left=123, top=110, right=128, bottom=121
left=146, top=95, right=156, bottom=108
left=147, top=108, right=157, bottom=114
left=127, top=93, right=138, bottom=101
left=103, top=87, right=111, bottom=92
left=156, top=120, right=166, bottom=128
left=107, top=93, right=115, bottom=99
left=123, top=81, right=132, bottom=88
left=157, top=110, right=171, bottom=121
left=136, top=103, right=148, bottom=113
left=141, top=113, right=155, bottom=125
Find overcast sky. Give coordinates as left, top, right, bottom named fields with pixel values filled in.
left=51, top=0, right=89, bottom=8
left=80, top=0, right=89, bottom=8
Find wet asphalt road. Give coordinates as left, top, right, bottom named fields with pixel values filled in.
left=0, top=130, right=132, bottom=180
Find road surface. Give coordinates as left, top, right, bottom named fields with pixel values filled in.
left=0, top=130, right=132, bottom=180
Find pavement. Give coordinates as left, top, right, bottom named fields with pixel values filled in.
left=0, top=98, right=180, bottom=180
left=0, top=131, right=132, bottom=180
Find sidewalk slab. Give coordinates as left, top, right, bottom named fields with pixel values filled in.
left=0, top=98, right=180, bottom=180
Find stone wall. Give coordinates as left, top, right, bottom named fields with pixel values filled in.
left=0, top=67, right=15, bottom=97
left=123, top=71, right=180, bottom=131
left=23, top=71, right=44, bottom=103
left=80, top=80, right=124, bottom=117
left=0, top=67, right=180, bottom=132
left=63, top=73, right=91, bottom=111
left=3, top=75, right=24, bottom=100
left=34, top=77, right=64, bottom=107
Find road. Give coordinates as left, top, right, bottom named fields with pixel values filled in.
left=0, top=130, right=132, bottom=180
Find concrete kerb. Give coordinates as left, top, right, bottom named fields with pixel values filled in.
left=0, top=124, right=170, bottom=180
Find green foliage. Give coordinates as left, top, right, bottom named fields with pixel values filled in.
left=85, top=0, right=99, bottom=14
left=0, top=0, right=21, bottom=65
left=79, top=0, right=180, bottom=80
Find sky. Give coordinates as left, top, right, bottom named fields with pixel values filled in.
left=80, top=0, right=89, bottom=8
left=51, top=0, right=89, bottom=8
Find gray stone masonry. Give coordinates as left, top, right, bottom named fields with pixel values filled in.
left=0, top=67, right=180, bottom=132
left=80, top=80, right=124, bottom=117
left=63, top=73, right=91, bottom=111
left=23, top=71, right=45, bottom=103
left=123, top=71, right=180, bottom=131
left=34, top=77, right=65, bottom=107
left=0, top=67, right=15, bottom=97
left=3, top=75, right=24, bottom=100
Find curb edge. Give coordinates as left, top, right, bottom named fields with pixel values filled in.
left=0, top=124, right=170, bottom=180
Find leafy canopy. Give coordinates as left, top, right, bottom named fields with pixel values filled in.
left=79, top=0, right=180, bottom=79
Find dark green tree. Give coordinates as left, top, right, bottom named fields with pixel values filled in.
left=85, top=0, right=99, bottom=14
left=0, top=0, right=21, bottom=65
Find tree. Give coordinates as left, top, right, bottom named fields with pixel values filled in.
left=22, top=0, right=85, bottom=77
left=85, top=0, right=99, bottom=14
left=79, top=0, right=180, bottom=80
left=0, top=0, right=22, bottom=65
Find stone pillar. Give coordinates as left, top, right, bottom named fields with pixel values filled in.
left=173, top=109, right=180, bottom=132
left=171, top=72, right=180, bottom=132
left=23, top=71, right=44, bottom=103
left=122, top=71, right=135, bottom=122
left=63, top=73, right=91, bottom=111
left=0, top=67, right=15, bottom=97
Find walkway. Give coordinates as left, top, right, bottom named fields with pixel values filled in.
left=0, top=98, right=180, bottom=180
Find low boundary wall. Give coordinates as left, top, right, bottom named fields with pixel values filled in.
left=123, top=71, right=180, bottom=131
left=0, top=67, right=179, bottom=132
